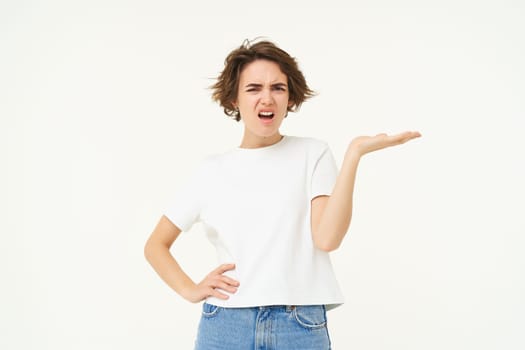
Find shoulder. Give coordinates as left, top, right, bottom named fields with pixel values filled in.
left=288, top=135, right=331, bottom=158
left=288, top=135, right=329, bottom=149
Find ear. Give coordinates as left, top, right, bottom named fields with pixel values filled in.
left=287, top=100, right=294, bottom=108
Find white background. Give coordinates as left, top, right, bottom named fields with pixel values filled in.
left=2, top=0, right=524, bottom=349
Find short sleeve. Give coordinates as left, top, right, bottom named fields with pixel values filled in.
left=310, top=143, right=338, bottom=200
left=163, top=159, right=208, bottom=232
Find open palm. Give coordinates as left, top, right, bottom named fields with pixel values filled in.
left=349, top=131, right=422, bottom=156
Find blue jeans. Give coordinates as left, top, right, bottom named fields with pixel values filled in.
left=194, top=302, right=332, bottom=350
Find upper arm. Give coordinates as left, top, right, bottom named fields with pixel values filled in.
left=145, top=215, right=183, bottom=251
left=310, top=195, right=330, bottom=238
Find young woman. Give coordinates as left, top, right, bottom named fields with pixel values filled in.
left=144, top=39, right=421, bottom=350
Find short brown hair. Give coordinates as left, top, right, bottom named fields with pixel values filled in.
left=211, top=39, right=315, bottom=122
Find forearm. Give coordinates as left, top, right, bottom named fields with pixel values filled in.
left=315, top=150, right=361, bottom=251
left=144, top=242, right=196, bottom=298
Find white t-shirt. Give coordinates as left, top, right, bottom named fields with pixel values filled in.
left=164, top=134, right=345, bottom=310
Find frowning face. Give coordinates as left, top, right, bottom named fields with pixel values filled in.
left=233, top=59, right=292, bottom=137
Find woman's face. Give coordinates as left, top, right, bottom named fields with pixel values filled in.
left=233, top=59, right=292, bottom=136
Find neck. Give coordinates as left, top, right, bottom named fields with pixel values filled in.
left=239, top=133, right=283, bottom=149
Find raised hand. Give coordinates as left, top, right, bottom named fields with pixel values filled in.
left=182, top=263, right=240, bottom=303
left=348, top=131, right=421, bottom=157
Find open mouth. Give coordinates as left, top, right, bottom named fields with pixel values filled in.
left=258, top=111, right=274, bottom=119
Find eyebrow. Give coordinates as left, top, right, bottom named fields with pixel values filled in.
left=244, top=83, right=287, bottom=89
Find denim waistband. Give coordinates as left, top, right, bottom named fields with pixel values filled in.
left=257, top=305, right=296, bottom=312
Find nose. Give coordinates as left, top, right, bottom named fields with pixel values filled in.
left=260, top=88, right=274, bottom=105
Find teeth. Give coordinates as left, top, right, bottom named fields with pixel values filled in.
left=259, top=112, right=273, bottom=116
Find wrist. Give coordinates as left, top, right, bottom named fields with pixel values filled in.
left=344, top=146, right=362, bottom=162
left=178, top=280, right=197, bottom=300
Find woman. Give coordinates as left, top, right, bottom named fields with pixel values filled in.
left=144, top=39, right=421, bottom=349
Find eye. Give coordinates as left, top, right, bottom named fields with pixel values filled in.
left=272, top=85, right=287, bottom=91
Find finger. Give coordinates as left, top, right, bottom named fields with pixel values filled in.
left=213, top=281, right=238, bottom=293
left=383, top=134, right=405, bottom=145
left=209, top=288, right=230, bottom=300
left=203, top=275, right=238, bottom=289
left=400, top=132, right=422, bottom=143
left=213, top=263, right=236, bottom=274
left=390, top=132, right=416, bottom=144
left=208, top=275, right=239, bottom=290
left=401, top=131, right=421, bottom=139
left=220, top=275, right=240, bottom=286
left=393, top=131, right=413, bottom=139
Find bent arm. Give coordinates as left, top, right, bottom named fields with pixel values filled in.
left=145, top=215, right=240, bottom=303
left=144, top=215, right=196, bottom=299
left=312, top=151, right=360, bottom=252
left=311, top=131, right=421, bottom=252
